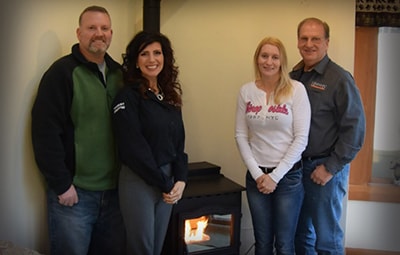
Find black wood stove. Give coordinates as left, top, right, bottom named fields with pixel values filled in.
left=162, top=161, right=245, bottom=255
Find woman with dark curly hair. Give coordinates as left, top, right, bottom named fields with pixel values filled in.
left=111, top=31, right=188, bottom=255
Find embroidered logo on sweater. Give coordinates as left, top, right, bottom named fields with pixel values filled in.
left=310, top=81, right=327, bottom=91
left=246, top=101, right=262, bottom=114
left=113, top=102, right=125, bottom=114
left=268, top=104, right=288, bottom=115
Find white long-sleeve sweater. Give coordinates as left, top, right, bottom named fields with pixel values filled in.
left=235, top=80, right=311, bottom=183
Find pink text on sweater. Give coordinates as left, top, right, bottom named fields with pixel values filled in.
left=268, top=104, right=288, bottom=115
left=246, top=101, right=262, bottom=114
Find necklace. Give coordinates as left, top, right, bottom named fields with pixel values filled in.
left=148, top=85, right=164, bottom=101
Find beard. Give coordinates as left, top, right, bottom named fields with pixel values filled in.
left=88, top=40, right=110, bottom=54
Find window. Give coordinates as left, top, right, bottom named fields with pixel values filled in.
left=372, top=27, right=400, bottom=183
left=349, top=27, right=400, bottom=203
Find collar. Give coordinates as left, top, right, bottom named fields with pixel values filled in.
left=292, top=55, right=330, bottom=75
left=71, top=43, right=121, bottom=72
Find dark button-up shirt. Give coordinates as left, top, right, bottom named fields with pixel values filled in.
left=290, top=55, right=366, bottom=174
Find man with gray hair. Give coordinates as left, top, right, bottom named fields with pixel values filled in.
left=290, top=17, right=366, bottom=254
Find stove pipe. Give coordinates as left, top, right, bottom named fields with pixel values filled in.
left=143, top=0, right=161, bottom=33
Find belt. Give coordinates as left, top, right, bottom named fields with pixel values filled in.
left=260, top=160, right=302, bottom=174
left=302, top=154, right=329, bottom=161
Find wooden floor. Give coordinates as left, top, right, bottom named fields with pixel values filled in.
left=346, top=248, right=400, bottom=255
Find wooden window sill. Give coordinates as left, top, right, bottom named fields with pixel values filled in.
left=346, top=247, right=400, bottom=255
left=349, top=178, right=400, bottom=203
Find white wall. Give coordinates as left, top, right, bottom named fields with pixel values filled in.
left=0, top=0, right=399, bottom=254
left=372, top=27, right=400, bottom=180
left=374, top=27, right=400, bottom=151
left=346, top=201, right=400, bottom=252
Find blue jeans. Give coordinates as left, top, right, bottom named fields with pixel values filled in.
left=47, top=187, right=126, bottom=255
left=246, top=167, right=304, bottom=255
left=295, top=158, right=349, bottom=255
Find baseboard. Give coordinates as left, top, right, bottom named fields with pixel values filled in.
left=346, top=248, right=400, bottom=255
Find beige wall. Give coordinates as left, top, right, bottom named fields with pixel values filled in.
left=160, top=1, right=355, bottom=253
left=160, top=0, right=354, bottom=190
left=1, top=0, right=399, bottom=253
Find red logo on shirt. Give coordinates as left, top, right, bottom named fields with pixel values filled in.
left=246, top=102, right=262, bottom=114
left=268, top=104, right=288, bottom=115
left=310, top=81, right=327, bottom=90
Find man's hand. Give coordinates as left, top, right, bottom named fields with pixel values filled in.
left=311, top=164, right=333, bottom=186
left=58, top=185, right=79, bottom=206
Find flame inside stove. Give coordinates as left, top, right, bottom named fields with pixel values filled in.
left=184, top=216, right=210, bottom=243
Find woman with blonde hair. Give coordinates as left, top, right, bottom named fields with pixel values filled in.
left=235, top=36, right=311, bottom=255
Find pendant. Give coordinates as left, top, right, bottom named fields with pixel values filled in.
left=148, top=87, right=164, bottom=101
left=156, top=93, right=164, bottom=101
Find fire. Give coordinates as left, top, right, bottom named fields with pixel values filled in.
left=184, top=216, right=210, bottom=243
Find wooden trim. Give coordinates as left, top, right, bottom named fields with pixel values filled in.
left=350, top=26, right=378, bottom=186
left=346, top=247, right=400, bottom=255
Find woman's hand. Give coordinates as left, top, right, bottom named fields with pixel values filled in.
left=256, top=174, right=277, bottom=194
left=163, top=181, right=186, bottom=204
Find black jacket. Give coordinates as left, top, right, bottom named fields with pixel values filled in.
left=112, top=85, right=188, bottom=193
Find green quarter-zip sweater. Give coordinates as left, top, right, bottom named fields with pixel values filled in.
left=32, top=43, right=123, bottom=195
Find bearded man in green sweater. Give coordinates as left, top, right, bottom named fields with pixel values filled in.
left=31, top=6, right=125, bottom=255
